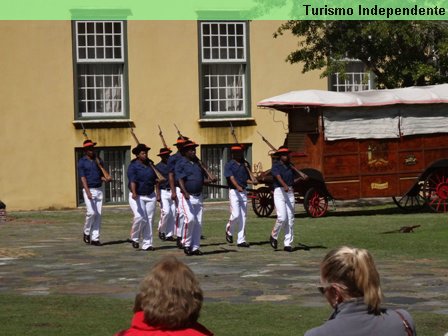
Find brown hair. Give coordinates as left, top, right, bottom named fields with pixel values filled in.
left=320, top=246, right=383, bottom=314
left=133, top=293, right=143, bottom=313
left=139, top=255, right=203, bottom=329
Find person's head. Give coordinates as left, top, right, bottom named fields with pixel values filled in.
left=132, top=144, right=151, bottom=162
left=319, top=246, right=383, bottom=314
left=157, top=147, right=172, bottom=163
left=275, top=146, right=291, bottom=163
left=181, top=141, right=199, bottom=160
left=139, top=256, right=203, bottom=329
left=230, top=145, right=244, bottom=161
left=83, top=139, right=96, bottom=158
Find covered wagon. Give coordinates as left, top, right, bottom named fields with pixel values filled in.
left=255, top=84, right=448, bottom=217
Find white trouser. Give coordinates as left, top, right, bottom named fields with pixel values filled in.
left=129, top=192, right=157, bottom=249
left=226, top=189, right=248, bottom=244
left=271, top=187, right=295, bottom=247
left=175, top=187, right=185, bottom=239
left=129, top=193, right=140, bottom=242
left=180, top=194, right=203, bottom=251
left=83, top=188, right=103, bottom=242
left=158, top=189, right=176, bottom=238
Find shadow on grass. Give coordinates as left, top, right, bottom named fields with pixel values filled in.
left=201, top=242, right=229, bottom=247
left=270, top=243, right=327, bottom=252
left=295, top=243, right=326, bottom=251
left=201, top=248, right=238, bottom=255
left=154, top=245, right=181, bottom=251
left=100, top=239, right=133, bottom=246
left=247, top=240, right=271, bottom=246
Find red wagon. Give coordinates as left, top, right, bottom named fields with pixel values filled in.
left=253, top=84, right=448, bottom=217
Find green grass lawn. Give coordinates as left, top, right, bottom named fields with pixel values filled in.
left=2, top=202, right=448, bottom=335
left=0, top=294, right=446, bottom=335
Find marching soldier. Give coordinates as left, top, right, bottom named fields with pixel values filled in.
left=175, top=141, right=210, bottom=256
left=155, top=147, right=176, bottom=242
left=127, top=143, right=158, bottom=251
left=168, top=136, right=190, bottom=248
left=269, top=146, right=302, bottom=252
left=224, top=145, right=254, bottom=248
left=78, top=139, right=111, bottom=246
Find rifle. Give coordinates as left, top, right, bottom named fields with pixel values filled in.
left=173, top=123, right=188, bottom=140
left=80, top=122, right=112, bottom=182
left=158, top=125, right=168, bottom=148
left=129, top=126, right=167, bottom=183
left=174, top=124, right=217, bottom=182
left=81, top=122, right=88, bottom=140
left=256, top=131, right=308, bottom=180
left=230, top=122, right=258, bottom=185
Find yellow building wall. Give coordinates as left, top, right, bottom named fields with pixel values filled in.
left=0, top=21, right=78, bottom=211
left=0, top=20, right=325, bottom=211
left=126, top=21, right=200, bottom=147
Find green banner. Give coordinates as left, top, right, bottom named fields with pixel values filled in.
left=1, top=0, right=447, bottom=20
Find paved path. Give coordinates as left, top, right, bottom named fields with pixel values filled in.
left=0, top=205, right=447, bottom=315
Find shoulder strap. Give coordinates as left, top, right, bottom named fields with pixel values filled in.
left=395, top=310, right=413, bottom=336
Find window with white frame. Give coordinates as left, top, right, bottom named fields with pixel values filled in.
left=330, top=60, right=374, bottom=92
left=74, top=21, right=127, bottom=118
left=200, top=22, right=250, bottom=117
left=76, top=147, right=130, bottom=205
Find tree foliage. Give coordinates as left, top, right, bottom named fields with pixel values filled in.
left=275, top=21, right=448, bottom=88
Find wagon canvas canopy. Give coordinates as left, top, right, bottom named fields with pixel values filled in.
left=258, top=84, right=448, bottom=141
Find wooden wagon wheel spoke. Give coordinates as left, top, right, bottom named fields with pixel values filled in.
left=423, top=168, right=448, bottom=213
left=393, top=181, right=427, bottom=213
left=304, top=187, right=328, bottom=218
left=251, top=187, right=274, bottom=217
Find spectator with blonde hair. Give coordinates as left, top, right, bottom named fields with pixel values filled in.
left=305, top=246, right=416, bottom=336
left=115, top=256, right=213, bottom=336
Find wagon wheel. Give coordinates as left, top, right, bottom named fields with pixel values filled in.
left=392, top=181, right=426, bottom=212
left=422, top=168, right=448, bottom=213
left=252, top=187, right=274, bottom=217
left=303, top=187, right=328, bottom=218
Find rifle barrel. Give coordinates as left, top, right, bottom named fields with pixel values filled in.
left=196, top=158, right=217, bottom=182
left=130, top=128, right=140, bottom=145
left=257, top=131, right=277, bottom=151
left=158, top=125, right=168, bottom=148
left=81, top=122, right=89, bottom=139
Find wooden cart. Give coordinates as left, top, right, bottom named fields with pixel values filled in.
left=254, top=84, right=448, bottom=217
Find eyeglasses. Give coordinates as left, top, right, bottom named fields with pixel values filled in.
left=317, top=282, right=346, bottom=295
left=317, top=283, right=336, bottom=295
left=317, top=285, right=330, bottom=295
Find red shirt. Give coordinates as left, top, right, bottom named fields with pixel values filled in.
left=115, top=311, right=214, bottom=336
